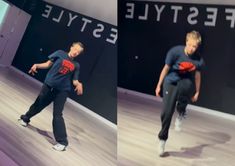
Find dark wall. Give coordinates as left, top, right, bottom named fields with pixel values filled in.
left=6, top=0, right=42, bottom=14
left=12, top=2, right=117, bottom=123
left=119, top=0, right=235, bottom=115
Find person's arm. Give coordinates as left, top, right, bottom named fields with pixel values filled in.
left=28, top=60, right=53, bottom=75
left=191, top=71, right=201, bottom=102
left=155, top=64, right=170, bottom=97
left=72, top=63, right=83, bottom=95
left=73, top=80, right=83, bottom=95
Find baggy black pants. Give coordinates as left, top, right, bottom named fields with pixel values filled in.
left=158, top=79, right=194, bottom=141
left=21, top=84, right=69, bottom=146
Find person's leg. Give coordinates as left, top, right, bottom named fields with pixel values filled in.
left=20, top=84, right=54, bottom=124
left=52, top=90, right=68, bottom=149
left=158, top=82, right=178, bottom=156
left=176, top=79, right=194, bottom=116
left=174, top=79, right=194, bottom=131
left=158, top=82, right=178, bottom=141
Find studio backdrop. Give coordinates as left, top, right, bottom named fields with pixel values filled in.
left=12, top=1, right=117, bottom=124
left=119, top=0, right=235, bottom=115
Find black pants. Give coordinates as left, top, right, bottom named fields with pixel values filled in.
left=158, top=79, right=194, bottom=141
left=21, top=84, right=69, bottom=146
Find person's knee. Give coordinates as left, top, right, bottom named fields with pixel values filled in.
left=178, top=79, right=193, bottom=94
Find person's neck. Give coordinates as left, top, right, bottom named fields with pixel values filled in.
left=184, top=47, right=189, bottom=56
left=68, top=52, right=73, bottom=59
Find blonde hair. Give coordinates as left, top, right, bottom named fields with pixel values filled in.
left=186, top=30, right=202, bottom=45
left=72, top=41, right=84, bottom=53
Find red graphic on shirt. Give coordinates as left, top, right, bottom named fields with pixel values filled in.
left=178, top=62, right=196, bottom=73
left=59, top=60, right=75, bottom=75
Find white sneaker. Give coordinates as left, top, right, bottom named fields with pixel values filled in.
left=158, top=140, right=166, bottom=157
left=53, top=143, right=66, bottom=151
left=174, top=115, right=184, bottom=131
left=18, top=119, right=28, bottom=127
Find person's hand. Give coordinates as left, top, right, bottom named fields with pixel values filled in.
left=191, top=92, right=199, bottom=102
left=28, top=64, right=38, bottom=75
left=74, top=82, right=83, bottom=95
left=155, top=85, right=161, bottom=97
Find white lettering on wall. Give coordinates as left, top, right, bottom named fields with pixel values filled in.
left=125, top=3, right=134, bottom=19
left=204, top=8, right=217, bottom=26
left=67, top=13, right=78, bottom=27
left=81, top=18, right=92, bottom=32
left=123, top=2, right=235, bottom=29
left=154, top=5, right=165, bottom=22
left=42, top=4, right=52, bottom=18
left=41, top=3, right=117, bottom=45
left=106, top=28, right=117, bottom=44
left=188, top=7, right=199, bottom=25
left=225, top=8, right=235, bottom=28
left=93, top=24, right=105, bottom=38
left=52, top=10, right=64, bottom=23
left=171, top=6, right=183, bottom=23
left=138, top=4, right=149, bottom=20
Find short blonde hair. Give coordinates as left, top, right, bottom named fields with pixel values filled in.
left=72, top=41, right=85, bottom=53
left=186, top=30, right=202, bottom=45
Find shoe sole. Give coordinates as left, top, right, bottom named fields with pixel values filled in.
left=18, top=119, right=28, bottom=127
left=52, top=146, right=66, bottom=151
left=174, top=126, right=182, bottom=132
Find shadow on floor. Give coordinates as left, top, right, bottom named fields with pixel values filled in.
left=165, top=131, right=231, bottom=159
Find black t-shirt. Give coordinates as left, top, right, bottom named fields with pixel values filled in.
left=44, top=50, right=80, bottom=91
left=164, top=45, right=204, bottom=84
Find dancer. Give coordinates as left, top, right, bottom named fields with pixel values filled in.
left=155, top=31, right=205, bottom=156
left=18, top=42, right=84, bottom=151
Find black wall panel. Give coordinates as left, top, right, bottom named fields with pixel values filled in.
left=119, top=0, right=235, bottom=115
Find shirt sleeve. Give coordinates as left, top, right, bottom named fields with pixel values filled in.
left=196, top=57, right=205, bottom=71
left=48, top=50, right=61, bottom=62
left=73, top=63, right=80, bottom=80
left=165, top=47, right=177, bottom=67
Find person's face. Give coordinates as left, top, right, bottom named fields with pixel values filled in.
left=69, top=44, right=83, bottom=58
left=185, top=38, right=199, bottom=55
